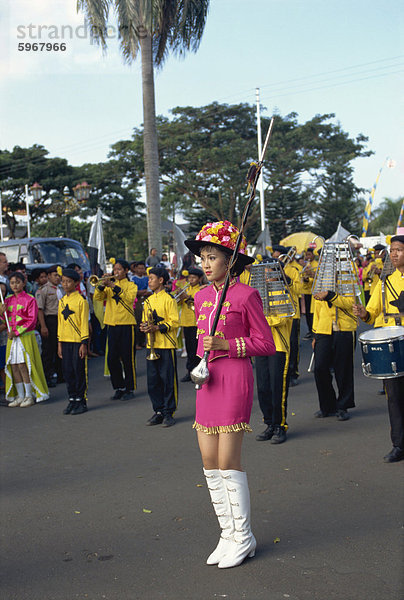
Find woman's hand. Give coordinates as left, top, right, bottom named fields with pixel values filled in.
left=7, top=331, right=16, bottom=340
left=0, top=304, right=6, bottom=315
left=203, top=335, right=229, bottom=352
left=79, top=343, right=88, bottom=359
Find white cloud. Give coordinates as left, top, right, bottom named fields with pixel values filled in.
left=0, top=0, right=137, bottom=77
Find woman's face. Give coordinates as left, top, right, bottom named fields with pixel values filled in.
left=200, top=246, right=228, bottom=284
left=10, top=276, right=25, bottom=294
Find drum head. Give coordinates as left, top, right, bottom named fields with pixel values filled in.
left=359, top=326, right=404, bottom=344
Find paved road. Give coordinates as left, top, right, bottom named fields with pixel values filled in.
left=1, top=323, right=403, bottom=600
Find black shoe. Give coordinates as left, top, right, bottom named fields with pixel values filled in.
left=270, top=425, right=287, bottom=444
left=383, top=447, right=404, bottom=463
left=120, top=391, right=135, bottom=401
left=63, top=400, right=75, bottom=415
left=290, top=378, right=298, bottom=387
left=47, top=380, right=56, bottom=388
left=71, top=400, right=88, bottom=415
left=303, top=332, right=312, bottom=340
left=377, top=389, right=386, bottom=396
left=162, top=415, right=176, bottom=427
left=111, top=389, right=125, bottom=400
left=314, top=410, right=336, bottom=418
left=180, top=373, right=192, bottom=382
left=337, top=409, right=349, bottom=421
left=146, top=413, right=164, bottom=426
left=256, top=425, right=274, bottom=441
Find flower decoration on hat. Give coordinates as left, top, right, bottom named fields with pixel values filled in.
left=195, top=220, right=247, bottom=254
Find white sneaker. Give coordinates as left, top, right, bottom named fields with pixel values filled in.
left=8, top=397, right=24, bottom=407
left=20, top=397, right=35, bottom=407
left=181, top=349, right=188, bottom=358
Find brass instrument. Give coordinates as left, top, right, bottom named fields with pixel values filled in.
left=89, top=274, right=116, bottom=287
left=145, top=307, right=160, bottom=361
left=278, top=246, right=297, bottom=266
left=172, top=282, right=191, bottom=302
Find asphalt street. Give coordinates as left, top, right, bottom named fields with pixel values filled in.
left=1, top=322, right=403, bottom=600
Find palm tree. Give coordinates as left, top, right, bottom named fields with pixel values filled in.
left=368, top=197, right=403, bottom=235
left=77, top=0, right=210, bottom=254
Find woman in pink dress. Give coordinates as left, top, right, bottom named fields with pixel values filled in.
left=185, top=221, right=275, bottom=569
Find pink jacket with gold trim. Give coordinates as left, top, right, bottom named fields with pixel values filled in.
left=194, top=281, right=275, bottom=362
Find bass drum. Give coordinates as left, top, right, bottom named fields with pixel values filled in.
left=359, top=326, right=404, bottom=379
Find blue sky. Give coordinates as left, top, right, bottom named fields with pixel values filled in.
left=0, top=0, right=403, bottom=214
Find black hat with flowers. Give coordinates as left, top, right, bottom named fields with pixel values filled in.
left=185, top=220, right=254, bottom=276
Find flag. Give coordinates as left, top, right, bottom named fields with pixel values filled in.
left=173, top=222, right=188, bottom=268
left=87, top=208, right=106, bottom=274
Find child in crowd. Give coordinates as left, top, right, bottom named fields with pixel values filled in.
left=36, top=265, right=63, bottom=387
left=57, top=269, right=89, bottom=415
left=0, top=272, right=48, bottom=406
left=31, top=268, right=48, bottom=295
left=140, top=267, right=179, bottom=427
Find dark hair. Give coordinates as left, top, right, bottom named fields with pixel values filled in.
left=136, top=261, right=145, bottom=267
left=66, top=263, right=81, bottom=270
left=149, top=267, right=169, bottom=283
left=199, top=244, right=245, bottom=277
left=10, top=272, right=26, bottom=284
left=32, top=268, right=48, bottom=280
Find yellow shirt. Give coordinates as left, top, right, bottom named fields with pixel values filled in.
left=179, top=284, right=200, bottom=327
left=94, top=278, right=137, bottom=326
left=313, top=292, right=357, bottom=334
left=57, top=291, right=89, bottom=343
left=365, top=269, right=404, bottom=327
left=265, top=315, right=293, bottom=353
left=284, top=261, right=304, bottom=319
left=142, top=289, right=179, bottom=349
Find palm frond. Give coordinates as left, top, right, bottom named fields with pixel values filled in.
left=76, top=0, right=110, bottom=48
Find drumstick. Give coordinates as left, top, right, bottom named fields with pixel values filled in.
left=307, top=351, right=315, bottom=373
left=0, top=285, right=11, bottom=332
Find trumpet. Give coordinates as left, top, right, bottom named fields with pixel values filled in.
left=145, top=307, right=160, bottom=361
left=172, top=282, right=191, bottom=302
left=89, top=274, right=116, bottom=287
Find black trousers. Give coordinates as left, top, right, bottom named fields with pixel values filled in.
left=384, top=377, right=404, bottom=449
left=304, top=295, right=313, bottom=333
left=135, top=299, right=146, bottom=348
left=256, top=352, right=290, bottom=429
left=183, top=326, right=199, bottom=373
left=288, top=318, right=300, bottom=379
left=146, top=348, right=178, bottom=416
left=61, top=342, right=87, bottom=400
left=107, top=325, right=136, bottom=391
left=314, top=331, right=355, bottom=413
left=42, top=314, right=63, bottom=381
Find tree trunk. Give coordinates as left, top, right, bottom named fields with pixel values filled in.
left=139, top=32, right=162, bottom=255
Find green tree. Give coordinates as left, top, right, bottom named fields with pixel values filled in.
left=0, top=145, right=76, bottom=238
left=367, top=197, right=403, bottom=235
left=77, top=0, right=210, bottom=254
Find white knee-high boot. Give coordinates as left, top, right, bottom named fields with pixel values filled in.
left=218, top=469, right=256, bottom=569
left=203, top=468, right=235, bottom=565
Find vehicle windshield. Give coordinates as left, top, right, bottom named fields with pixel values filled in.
left=30, top=240, right=90, bottom=270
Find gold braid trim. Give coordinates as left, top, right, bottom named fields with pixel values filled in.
left=192, top=422, right=252, bottom=434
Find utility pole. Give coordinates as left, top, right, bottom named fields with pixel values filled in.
left=256, top=88, right=266, bottom=232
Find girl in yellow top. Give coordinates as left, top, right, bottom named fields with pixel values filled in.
left=94, top=259, right=138, bottom=401
left=178, top=267, right=203, bottom=382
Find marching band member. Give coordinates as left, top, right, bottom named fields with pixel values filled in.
left=57, top=269, right=89, bottom=415
left=312, top=287, right=357, bottom=421
left=93, top=259, right=138, bottom=401
left=301, top=248, right=318, bottom=339
left=283, top=250, right=304, bottom=387
left=354, top=235, right=404, bottom=463
left=185, top=221, right=275, bottom=569
left=255, top=258, right=294, bottom=444
left=362, top=244, right=386, bottom=303
left=140, top=267, right=179, bottom=427
left=178, top=267, right=203, bottom=382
